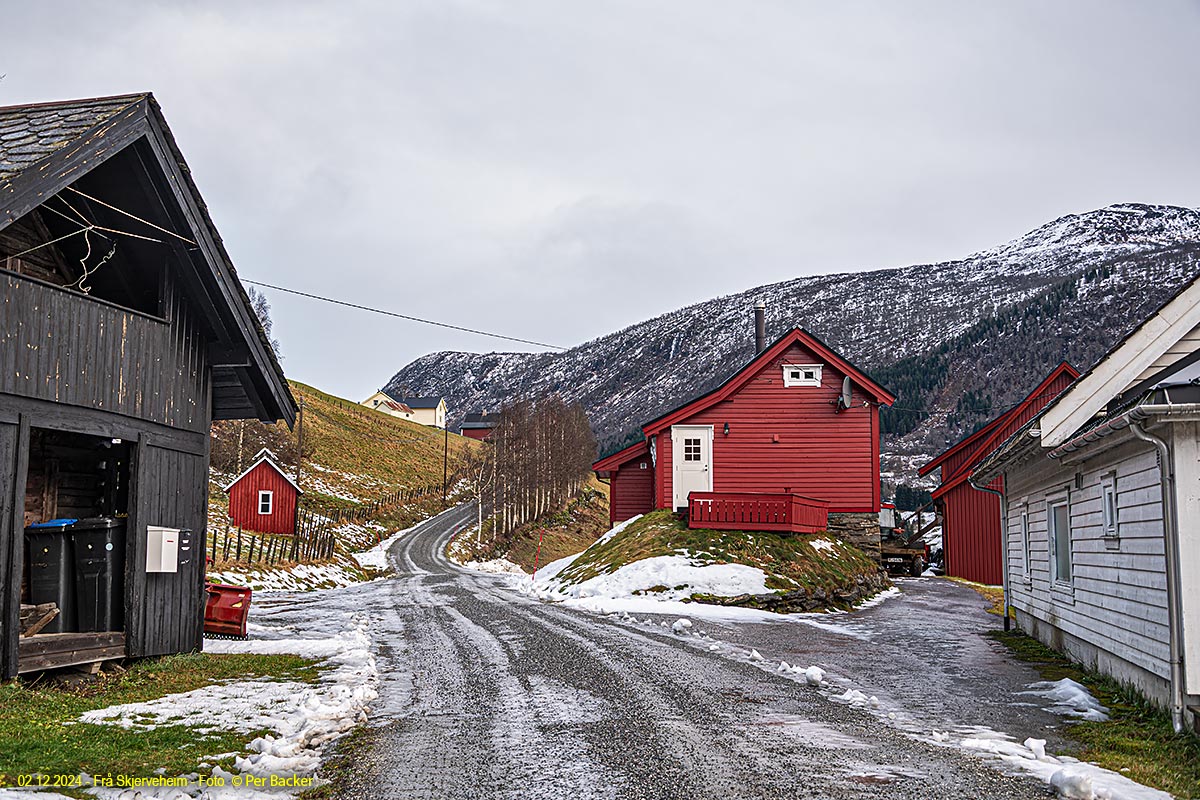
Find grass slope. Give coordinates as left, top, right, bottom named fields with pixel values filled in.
left=554, top=510, right=884, bottom=606
left=0, top=653, right=319, bottom=789
left=209, top=382, right=479, bottom=553
left=989, top=630, right=1200, bottom=798
left=484, top=482, right=611, bottom=572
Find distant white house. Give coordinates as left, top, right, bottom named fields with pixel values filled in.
left=361, top=389, right=447, bottom=429
left=975, top=275, right=1200, bottom=733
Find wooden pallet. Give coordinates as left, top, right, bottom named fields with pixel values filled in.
left=17, top=631, right=126, bottom=674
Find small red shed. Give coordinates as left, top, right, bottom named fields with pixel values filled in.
left=595, top=322, right=896, bottom=549
left=224, top=448, right=302, bottom=535
left=919, top=362, right=1079, bottom=585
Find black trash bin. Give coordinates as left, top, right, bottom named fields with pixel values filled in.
left=72, top=517, right=126, bottom=632
left=25, top=519, right=79, bottom=633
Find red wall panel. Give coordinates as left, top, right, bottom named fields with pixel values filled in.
left=610, top=456, right=655, bottom=525
left=228, top=461, right=299, bottom=535
left=652, top=341, right=880, bottom=512
left=942, top=480, right=1003, bottom=585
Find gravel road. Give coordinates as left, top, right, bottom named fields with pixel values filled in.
left=333, top=505, right=1052, bottom=800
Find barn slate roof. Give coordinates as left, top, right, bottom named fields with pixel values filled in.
left=0, top=92, right=297, bottom=427
left=0, top=94, right=145, bottom=183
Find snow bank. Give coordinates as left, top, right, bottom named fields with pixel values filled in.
left=87, top=618, right=376, bottom=781
left=207, top=562, right=362, bottom=593
left=1020, top=678, right=1110, bottom=722
left=547, top=554, right=771, bottom=601
left=463, top=558, right=526, bottom=575
left=958, top=728, right=1170, bottom=800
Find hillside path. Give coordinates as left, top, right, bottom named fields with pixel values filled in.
left=328, top=505, right=1053, bottom=800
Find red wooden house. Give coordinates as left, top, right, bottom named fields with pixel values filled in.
left=919, top=362, right=1079, bottom=585
left=224, top=449, right=302, bottom=535
left=595, top=322, right=895, bottom=551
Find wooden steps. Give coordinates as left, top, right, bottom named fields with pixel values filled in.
left=17, top=631, right=125, bottom=674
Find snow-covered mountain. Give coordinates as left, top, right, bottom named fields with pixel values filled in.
left=385, top=204, right=1200, bottom=483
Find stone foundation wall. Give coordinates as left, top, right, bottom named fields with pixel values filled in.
left=826, top=512, right=881, bottom=561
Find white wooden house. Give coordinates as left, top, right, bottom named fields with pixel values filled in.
left=361, top=390, right=446, bottom=429
left=975, top=275, right=1200, bottom=733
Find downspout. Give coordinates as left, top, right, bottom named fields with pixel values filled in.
left=1129, top=421, right=1187, bottom=734
left=970, top=475, right=1011, bottom=632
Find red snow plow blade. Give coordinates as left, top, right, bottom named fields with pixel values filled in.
left=204, top=582, right=252, bottom=639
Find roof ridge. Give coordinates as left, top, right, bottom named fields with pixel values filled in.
left=0, top=92, right=150, bottom=114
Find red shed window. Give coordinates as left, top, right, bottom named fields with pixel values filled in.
left=258, top=490, right=273, bottom=515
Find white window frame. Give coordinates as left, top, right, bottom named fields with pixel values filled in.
left=1020, top=505, right=1031, bottom=579
left=782, top=363, right=823, bottom=387
left=1101, top=473, right=1118, bottom=539
left=1048, top=496, right=1073, bottom=585
left=258, top=490, right=274, bottom=515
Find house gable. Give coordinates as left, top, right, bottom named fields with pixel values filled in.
left=1041, top=276, right=1200, bottom=447
left=0, top=94, right=296, bottom=427
left=642, top=328, right=894, bottom=438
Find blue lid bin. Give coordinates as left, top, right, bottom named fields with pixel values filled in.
left=24, top=519, right=79, bottom=634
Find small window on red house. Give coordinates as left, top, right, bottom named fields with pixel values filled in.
left=683, top=438, right=702, bottom=461
left=639, top=462, right=647, bottom=470
left=258, top=490, right=273, bottom=515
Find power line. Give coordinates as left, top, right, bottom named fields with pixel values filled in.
left=242, top=279, right=567, bottom=351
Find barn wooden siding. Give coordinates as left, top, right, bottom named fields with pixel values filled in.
left=228, top=461, right=299, bottom=535
left=127, top=439, right=208, bottom=657
left=609, top=456, right=654, bottom=525
left=0, top=273, right=213, bottom=676
left=1005, top=437, right=1169, bottom=688
left=0, top=272, right=209, bottom=434
left=654, top=341, right=880, bottom=513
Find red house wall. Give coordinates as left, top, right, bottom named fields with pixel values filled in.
left=228, top=461, right=299, bottom=534
left=610, top=456, right=655, bottom=525
left=938, top=367, right=1076, bottom=585
left=461, top=428, right=493, bottom=441
left=942, top=479, right=1003, bottom=585
left=652, top=341, right=881, bottom=513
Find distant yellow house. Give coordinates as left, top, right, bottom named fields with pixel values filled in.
left=362, top=390, right=447, bottom=429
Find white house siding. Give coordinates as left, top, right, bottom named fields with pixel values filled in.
left=1003, top=434, right=1170, bottom=705
left=1170, top=421, right=1200, bottom=691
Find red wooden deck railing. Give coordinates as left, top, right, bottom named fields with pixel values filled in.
left=687, top=492, right=829, bottom=534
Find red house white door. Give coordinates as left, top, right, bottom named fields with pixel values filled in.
left=671, top=425, right=713, bottom=510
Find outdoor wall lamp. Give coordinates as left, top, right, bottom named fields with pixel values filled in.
left=723, top=422, right=730, bottom=436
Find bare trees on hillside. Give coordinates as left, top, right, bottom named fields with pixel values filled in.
left=461, top=395, right=596, bottom=543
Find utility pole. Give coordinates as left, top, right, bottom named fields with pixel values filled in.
left=442, top=420, right=449, bottom=504
left=294, top=396, right=304, bottom=537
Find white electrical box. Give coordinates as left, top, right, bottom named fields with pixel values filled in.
left=146, top=526, right=180, bottom=573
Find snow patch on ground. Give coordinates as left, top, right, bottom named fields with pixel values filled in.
left=207, top=562, right=363, bottom=593
left=463, top=558, right=527, bottom=575
left=809, top=538, right=836, bottom=553
left=1021, top=678, right=1110, bottom=722
left=81, top=618, right=377, bottom=783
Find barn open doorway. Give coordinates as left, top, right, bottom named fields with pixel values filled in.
left=19, top=428, right=132, bottom=672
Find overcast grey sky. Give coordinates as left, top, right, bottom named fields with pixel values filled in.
left=4, top=1, right=1199, bottom=401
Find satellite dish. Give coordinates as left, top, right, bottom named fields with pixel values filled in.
left=836, top=377, right=852, bottom=413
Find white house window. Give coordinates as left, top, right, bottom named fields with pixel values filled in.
left=1020, top=507, right=1030, bottom=577
left=258, top=490, right=274, bottom=515
left=1049, top=499, right=1072, bottom=584
left=782, top=364, right=823, bottom=387
left=1101, top=474, right=1118, bottom=539
left=683, top=438, right=702, bottom=461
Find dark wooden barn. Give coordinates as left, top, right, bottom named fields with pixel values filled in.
left=224, top=449, right=301, bottom=535
left=595, top=316, right=895, bottom=552
left=919, top=363, right=1078, bottom=585
left=0, top=94, right=296, bottom=677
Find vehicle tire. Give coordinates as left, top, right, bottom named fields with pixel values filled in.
left=910, top=556, right=925, bottom=577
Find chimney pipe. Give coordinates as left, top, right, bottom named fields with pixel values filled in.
left=754, top=300, right=766, bottom=354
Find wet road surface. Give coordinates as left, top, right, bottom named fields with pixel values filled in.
left=332, top=506, right=1052, bottom=800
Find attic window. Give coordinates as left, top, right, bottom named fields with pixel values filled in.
left=782, top=364, right=822, bottom=387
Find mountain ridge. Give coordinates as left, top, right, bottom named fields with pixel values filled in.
left=385, top=203, right=1200, bottom=483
